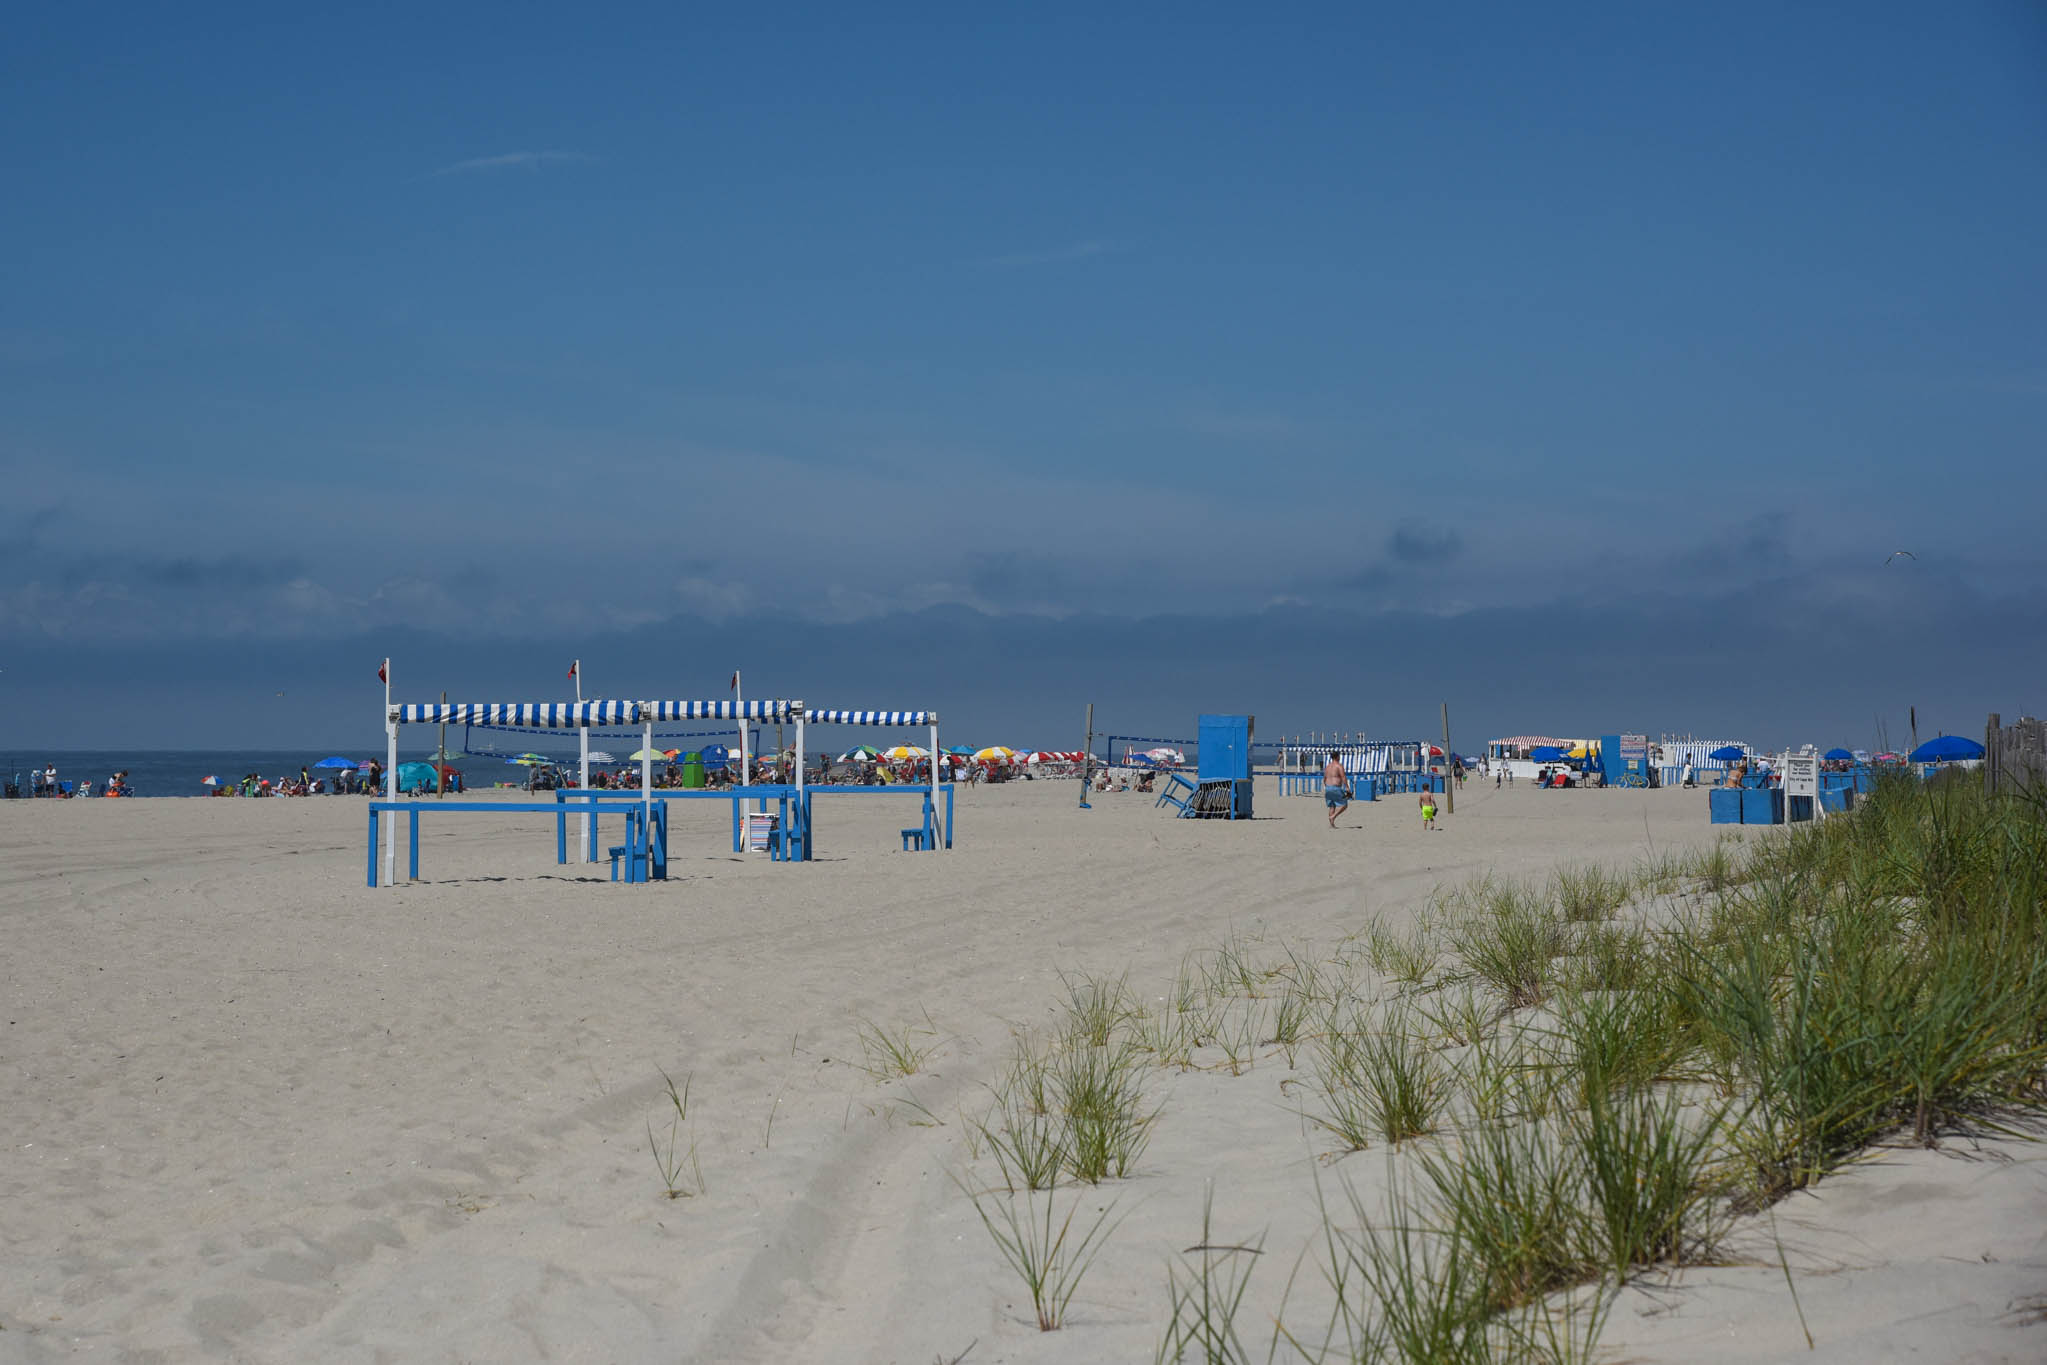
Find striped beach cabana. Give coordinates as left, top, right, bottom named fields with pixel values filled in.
left=639, top=698, right=802, bottom=789
left=800, top=707, right=943, bottom=849
left=381, top=698, right=648, bottom=882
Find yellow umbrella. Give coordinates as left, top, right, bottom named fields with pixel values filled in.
left=973, top=746, right=1017, bottom=763
left=880, top=745, right=928, bottom=760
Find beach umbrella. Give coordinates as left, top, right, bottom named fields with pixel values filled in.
left=1709, top=746, right=1746, bottom=762
left=1823, top=748, right=1855, bottom=762
left=357, top=760, right=377, bottom=769
left=585, top=750, right=616, bottom=764
left=1529, top=746, right=1567, bottom=763
left=974, top=746, right=1017, bottom=763
left=842, top=744, right=882, bottom=760
left=1910, top=735, right=1984, bottom=763
left=627, top=748, right=670, bottom=762
left=700, top=744, right=729, bottom=764
left=200, top=775, right=219, bottom=786
left=880, top=744, right=928, bottom=760
left=1875, top=752, right=1902, bottom=762
left=944, top=745, right=976, bottom=756
left=508, top=752, right=552, bottom=765
left=1145, top=747, right=1186, bottom=765
left=312, top=756, right=357, bottom=769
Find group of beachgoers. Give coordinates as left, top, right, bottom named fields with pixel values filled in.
left=18, top=765, right=133, bottom=799
left=207, top=763, right=418, bottom=797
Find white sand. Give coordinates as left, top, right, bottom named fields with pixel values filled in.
left=4, top=780, right=2043, bottom=1362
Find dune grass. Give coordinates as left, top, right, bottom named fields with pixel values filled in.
left=948, top=770, right=2047, bottom=1357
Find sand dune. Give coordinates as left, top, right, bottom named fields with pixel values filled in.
left=3, top=780, right=2042, bottom=1362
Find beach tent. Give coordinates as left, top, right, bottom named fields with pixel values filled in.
left=1709, top=745, right=1746, bottom=762
left=396, top=761, right=439, bottom=789
left=1824, top=748, right=1856, bottom=761
left=1910, top=735, right=1985, bottom=763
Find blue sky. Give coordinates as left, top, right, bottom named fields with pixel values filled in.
left=4, top=2, right=2043, bottom=749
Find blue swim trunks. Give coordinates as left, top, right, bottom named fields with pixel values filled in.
left=1325, top=785, right=1349, bottom=808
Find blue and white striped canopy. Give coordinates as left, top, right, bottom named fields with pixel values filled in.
left=641, top=699, right=801, bottom=722
left=804, top=709, right=938, bottom=726
left=392, top=701, right=638, bottom=728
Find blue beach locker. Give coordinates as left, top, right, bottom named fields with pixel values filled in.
left=1710, top=789, right=1742, bottom=824
left=1741, top=789, right=1782, bottom=825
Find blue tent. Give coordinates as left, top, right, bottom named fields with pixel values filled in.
left=1910, top=735, right=1984, bottom=763
left=1529, top=746, right=1567, bottom=762
left=1709, top=745, right=1746, bottom=762
left=396, top=761, right=440, bottom=789
left=1823, top=748, right=1855, bottom=762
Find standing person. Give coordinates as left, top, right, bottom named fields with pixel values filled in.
left=1420, top=789, right=1438, bottom=830
left=1495, top=763, right=1503, bottom=789
left=1323, top=751, right=1351, bottom=828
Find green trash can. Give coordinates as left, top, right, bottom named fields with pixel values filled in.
left=679, top=753, right=706, bottom=789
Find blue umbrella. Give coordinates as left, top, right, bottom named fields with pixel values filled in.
left=1529, top=746, right=1567, bottom=762
left=1823, top=748, right=1855, bottom=762
left=1910, top=735, right=1984, bottom=763
left=312, top=756, right=358, bottom=768
left=1709, top=745, right=1745, bottom=762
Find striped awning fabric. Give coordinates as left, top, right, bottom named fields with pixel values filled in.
left=391, top=701, right=638, bottom=728
left=804, top=709, right=938, bottom=726
left=640, top=700, right=801, bottom=722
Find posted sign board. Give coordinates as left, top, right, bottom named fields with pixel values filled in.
left=1783, top=754, right=1819, bottom=806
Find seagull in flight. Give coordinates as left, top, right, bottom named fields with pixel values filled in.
left=1884, top=550, right=1917, bottom=565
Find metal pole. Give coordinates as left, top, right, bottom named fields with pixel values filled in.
left=929, top=720, right=941, bottom=851
left=1442, top=701, right=1455, bottom=816
left=1079, top=703, right=1094, bottom=809
left=437, top=690, right=447, bottom=798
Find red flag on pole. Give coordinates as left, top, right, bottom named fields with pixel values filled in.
left=377, top=662, right=387, bottom=684
left=730, top=672, right=739, bottom=691
left=568, top=661, right=577, bottom=679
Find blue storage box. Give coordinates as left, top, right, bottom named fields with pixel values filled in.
left=1741, top=789, right=1783, bottom=825
left=1710, top=788, right=1743, bottom=824
left=1820, top=788, right=1851, bottom=814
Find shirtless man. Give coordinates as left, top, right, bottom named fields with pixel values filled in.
left=1324, top=751, right=1351, bottom=828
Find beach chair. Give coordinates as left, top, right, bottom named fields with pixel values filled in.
left=1156, top=772, right=1196, bottom=814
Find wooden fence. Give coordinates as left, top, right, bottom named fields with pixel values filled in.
left=1986, top=713, right=2047, bottom=796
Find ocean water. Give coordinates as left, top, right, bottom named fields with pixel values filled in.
left=0, top=748, right=586, bottom=799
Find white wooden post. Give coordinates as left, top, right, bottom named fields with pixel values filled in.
left=384, top=716, right=398, bottom=884
left=929, top=720, right=940, bottom=852
left=575, top=661, right=589, bottom=863
left=382, top=659, right=395, bottom=884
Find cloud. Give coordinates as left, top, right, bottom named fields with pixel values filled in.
left=429, top=151, right=591, bottom=177
left=1387, top=520, right=1464, bottom=565
left=981, top=240, right=1113, bottom=269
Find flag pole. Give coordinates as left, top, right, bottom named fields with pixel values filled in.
left=735, top=670, right=750, bottom=787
